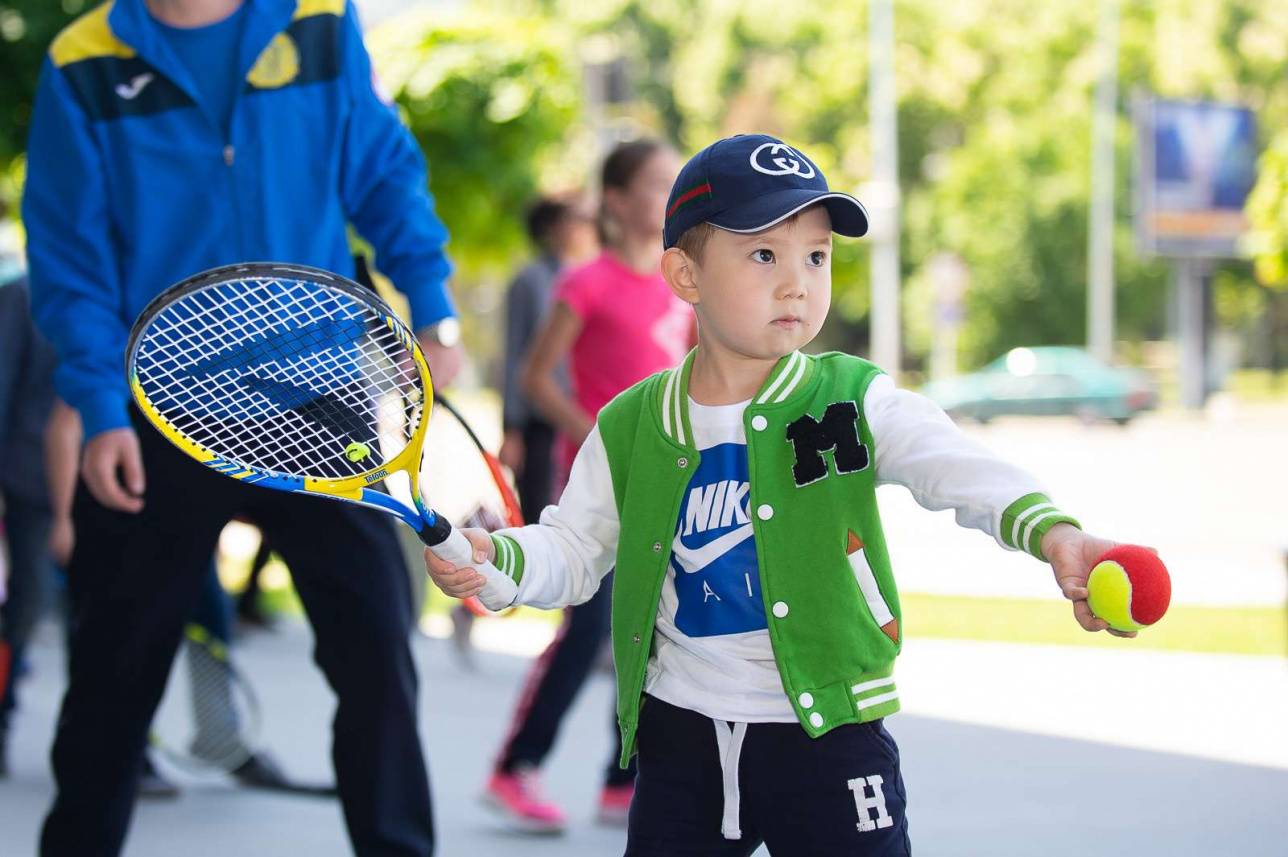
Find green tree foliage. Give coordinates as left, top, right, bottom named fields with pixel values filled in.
left=365, top=7, right=584, bottom=283
left=1245, top=130, right=1288, bottom=290
left=544, top=0, right=1288, bottom=369
left=0, top=0, right=82, bottom=213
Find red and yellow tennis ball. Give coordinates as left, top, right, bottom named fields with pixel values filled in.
left=1086, top=545, right=1171, bottom=633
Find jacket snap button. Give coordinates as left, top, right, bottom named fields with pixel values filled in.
left=798, top=692, right=814, bottom=709
left=632, top=634, right=641, bottom=644
left=652, top=541, right=662, bottom=552
left=772, top=601, right=789, bottom=618
left=809, top=712, right=824, bottom=729
left=757, top=504, right=774, bottom=520
left=677, top=457, right=689, bottom=468
left=751, top=415, right=768, bottom=431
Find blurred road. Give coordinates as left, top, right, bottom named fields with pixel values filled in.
left=2, top=615, right=1286, bottom=857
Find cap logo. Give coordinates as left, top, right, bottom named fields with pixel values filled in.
left=750, top=142, right=816, bottom=179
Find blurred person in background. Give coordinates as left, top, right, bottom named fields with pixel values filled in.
left=22, top=0, right=464, bottom=854
left=483, top=139, right=693, bottom=833
left=451, top=194, right=595, bottom=661
left=0, top=260, right=57, bottom=782
left=499, top=192, right=598, bottom=519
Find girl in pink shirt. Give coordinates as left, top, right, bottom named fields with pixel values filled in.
left=523, top=140, right=693, bottom=473
left=486, top=139, right=691, bottom=834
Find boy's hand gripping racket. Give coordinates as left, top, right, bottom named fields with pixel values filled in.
left=126, top=262, right=518, bottom=611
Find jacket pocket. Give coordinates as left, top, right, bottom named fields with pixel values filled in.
left=845, top=529, right=900, bottom=651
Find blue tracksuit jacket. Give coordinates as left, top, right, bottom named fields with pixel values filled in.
left=22, top=0, right=456, bottom=439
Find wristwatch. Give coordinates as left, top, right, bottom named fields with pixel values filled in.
left=421, top=317, right=461, bottom=348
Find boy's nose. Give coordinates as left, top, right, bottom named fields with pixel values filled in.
left=777, top=273, right=807, bottom=300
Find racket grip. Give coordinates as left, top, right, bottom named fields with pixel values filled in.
left=422, top=523, right=518, bottom=612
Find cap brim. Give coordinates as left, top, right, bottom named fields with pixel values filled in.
left=708, top=189, right=869, bottom=239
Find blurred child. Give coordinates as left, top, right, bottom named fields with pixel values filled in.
left=428, top=134, right=1135, bottom=855
left=481, top=140, right=693, bottom=832
left=500, top=192, right=598, bottom=519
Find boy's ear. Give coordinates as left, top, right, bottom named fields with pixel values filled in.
left=661, top=247, right=700, bottom=306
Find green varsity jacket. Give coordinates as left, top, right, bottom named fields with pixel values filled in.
left=489, top=350, right=1078, bottom=765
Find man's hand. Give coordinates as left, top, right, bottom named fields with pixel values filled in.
left=1041, top=523, right=1136, bottom=638
left=82, top=427, right=146, bottom=513
left=418, top=337, right=465, bottom=389
left=48, top=516, right=75, bottom=567
left=499, top=428, right=525, bottom=472
left=424, top=528, right=495, bottom=599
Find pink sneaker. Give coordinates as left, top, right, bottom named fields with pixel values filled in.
left=483, top=768, right=567, bottom=834
left=597, top=782, right=634, bottom=827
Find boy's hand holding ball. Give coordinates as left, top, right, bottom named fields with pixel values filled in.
left=1040, top=523, right=1171, bottom=638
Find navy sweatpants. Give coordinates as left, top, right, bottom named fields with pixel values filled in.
left=625, top=696, right=912, bottom=856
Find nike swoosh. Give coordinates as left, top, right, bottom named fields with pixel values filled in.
left=115, top=73, right=155, bottom=100
left=671, top=523, right=754, bottom=574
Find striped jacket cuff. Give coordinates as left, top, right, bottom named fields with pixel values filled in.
left=490, top=534, right=525, bottom=586
left=1000, top=493, right=1080, bottom=561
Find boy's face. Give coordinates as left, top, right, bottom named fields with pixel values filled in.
left=674, top=204, right=833, bottom=362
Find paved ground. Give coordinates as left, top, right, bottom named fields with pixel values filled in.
left=3, top=617, right=1287, bottom=857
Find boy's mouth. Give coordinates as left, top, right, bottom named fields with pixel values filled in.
left=771, top=315, right=803, bottom=329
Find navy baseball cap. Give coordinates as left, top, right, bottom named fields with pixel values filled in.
left=663, top=134, right=869, bottom=249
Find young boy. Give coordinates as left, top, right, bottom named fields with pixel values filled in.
left=427, top=134, right=1132, bottom=856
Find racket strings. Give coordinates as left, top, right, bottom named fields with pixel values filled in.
left=182, top=634, right=254, bottom=769
left=134, top=276, right=424, bottom=480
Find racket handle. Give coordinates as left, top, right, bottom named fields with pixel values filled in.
left=420, top=519, right=518, bottom=612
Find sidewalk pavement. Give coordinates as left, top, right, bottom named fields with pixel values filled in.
left=2, top=617, right=1286, bottom=857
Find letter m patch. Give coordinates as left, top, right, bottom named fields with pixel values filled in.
left=784, top=401, right=869, bottom=487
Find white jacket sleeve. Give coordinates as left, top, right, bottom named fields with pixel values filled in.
left=864, top=373, right=1078, bottom=558
left=489, top=425, right=620, bottom=609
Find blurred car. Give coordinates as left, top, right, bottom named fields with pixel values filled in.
left=921, top=346, right=1157, bottom=425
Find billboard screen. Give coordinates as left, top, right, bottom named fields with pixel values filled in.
left=1134, top=97, right=1258, bottom=259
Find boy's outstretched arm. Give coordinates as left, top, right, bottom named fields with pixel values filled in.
left=865, top=374, right=1131, bottom=636
left=1040, top=523, right=1137, bottom=638
left=423, top=425, right=620, bottom=610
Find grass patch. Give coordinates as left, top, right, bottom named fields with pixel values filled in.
left=902, top=592, right=1287, bottom=657
left=1226, top=369, right=1288, bottom=403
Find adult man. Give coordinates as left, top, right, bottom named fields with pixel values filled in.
left=23, top=1, right=463, bottom=854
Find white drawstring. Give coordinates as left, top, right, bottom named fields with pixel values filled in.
left=711, top=719, right=748, bottom=840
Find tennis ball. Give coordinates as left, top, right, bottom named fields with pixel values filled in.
left=1086, top=545, right=1171, bottom=633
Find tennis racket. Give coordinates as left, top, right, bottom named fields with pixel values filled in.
left=126, top=262, right=518, bottom=611
left=433, top=391, right=524, bottom=530
left=151, top=623, right=260, bottom=774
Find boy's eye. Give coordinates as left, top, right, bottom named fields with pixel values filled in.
left=809, top=250, right=827, bottom=266
left=752, top=249, right=775, bottom=263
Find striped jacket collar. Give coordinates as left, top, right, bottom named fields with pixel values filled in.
left=655, top=349, right=818, bottom=446
left=94, top=0, right=301, bottom=104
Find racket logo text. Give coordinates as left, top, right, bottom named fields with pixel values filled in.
left=363, top=469, right=388, bottom=484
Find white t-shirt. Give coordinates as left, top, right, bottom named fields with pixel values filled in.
left=643, top=397, right=797, bottom=722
